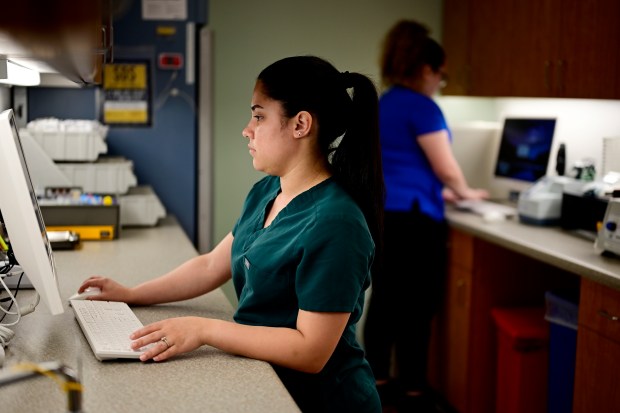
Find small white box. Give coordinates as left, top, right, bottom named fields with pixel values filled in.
left=119, top=186, right=166, bottom=226
left=57, top=157, right=137, bottom=194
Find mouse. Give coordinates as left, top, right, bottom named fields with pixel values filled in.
left=482, top=210, right=506, bottom=223
left=68, top=287, right=101, bottom=302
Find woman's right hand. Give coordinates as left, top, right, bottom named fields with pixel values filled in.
left=459, top=187, right=489, bottom=201
left=78, top=276, right=134, bottom=303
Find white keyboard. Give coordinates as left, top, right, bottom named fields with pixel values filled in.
left=455, top=199, right=517, bottom=217
left=70, top=300, right=152, bottom=361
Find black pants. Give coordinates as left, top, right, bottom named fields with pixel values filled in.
left=363, top=208, right=448, bottom=391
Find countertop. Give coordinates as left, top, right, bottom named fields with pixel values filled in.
left=446, top=208, right=620, bottom=291
left=0, top=216, right=300, bottom=413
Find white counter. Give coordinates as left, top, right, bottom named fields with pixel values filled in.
left=1, top=216, right=299, bottom=413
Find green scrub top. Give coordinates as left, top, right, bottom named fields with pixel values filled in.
left=231, top=176, right=380, bottom=413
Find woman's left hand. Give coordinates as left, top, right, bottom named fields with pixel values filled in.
left=130, top=317, right=208, bottom=362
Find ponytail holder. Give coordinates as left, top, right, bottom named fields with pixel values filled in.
left=340, top=71, right=354, bottom=89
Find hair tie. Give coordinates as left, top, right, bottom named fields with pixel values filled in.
left=340, top=71, right=354, bottom=89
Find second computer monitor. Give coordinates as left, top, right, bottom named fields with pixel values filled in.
left=492, top=118, right=556, bottom=198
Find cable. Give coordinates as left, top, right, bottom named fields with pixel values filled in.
left=0, top=276, right=22, bottom=326
left=153, top=71, right=197, bottom=114
left=153, top=70, right=179, bottom=111
left=3, top=362, right=83, bottom=412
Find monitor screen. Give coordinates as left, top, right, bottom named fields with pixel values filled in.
left=0, top=109, right=64, bottom=315
left=494, top=118, right=556, bottom=183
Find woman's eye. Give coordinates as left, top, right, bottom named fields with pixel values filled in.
left=253, top=115, right=263, bottom=121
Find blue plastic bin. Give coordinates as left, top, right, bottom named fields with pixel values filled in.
left=544, top=290, right=579, bottom=413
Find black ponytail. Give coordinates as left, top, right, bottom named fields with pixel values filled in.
left=329, top=72, right=384, bottom=269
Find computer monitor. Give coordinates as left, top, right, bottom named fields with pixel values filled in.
left=490, top=117, right=557, bottom=200
left=0, top=109, right=64, bottom=315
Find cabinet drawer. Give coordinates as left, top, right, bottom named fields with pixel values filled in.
left=579, top=278, right=620, bottom=344
left=448, top=229, right=473, bottom=271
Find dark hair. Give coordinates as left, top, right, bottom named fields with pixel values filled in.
left=257, top=55, right=384, bottom=268
left=380, top=20, right=445, bottom=87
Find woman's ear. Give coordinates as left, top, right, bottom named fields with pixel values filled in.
left=421, top=64, right=435, bottom=80
left=293, top=111, right=313, bottom=138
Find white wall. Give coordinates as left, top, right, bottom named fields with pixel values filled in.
left=438, top=96, right=620, bottom=182
left=493, top=98, right=620, bottom=175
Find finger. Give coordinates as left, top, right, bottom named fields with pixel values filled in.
left=153, top=345, right=175, bottom=362
left=139, top=338, right=172, bottom=362
left=130, top=322, right=161, bottom=340
left=79, top=277, right=104, bottom=292
left=130, top=329, right=164, bottom=350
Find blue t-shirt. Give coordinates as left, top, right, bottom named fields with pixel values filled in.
left=231, top=176, right=379, bottom=412
left=379, top=86, right=450, bottom=221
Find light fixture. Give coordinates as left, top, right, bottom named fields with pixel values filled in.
left=0, top=56, right=41, bottom=86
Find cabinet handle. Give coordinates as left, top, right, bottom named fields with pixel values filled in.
left=544, top=60, right=552, bottom=91
left=597, top=310, right=620, bottom=322
left=456, top=279, right=466, bottom=307
left=556, top=59, right=565, bottom=95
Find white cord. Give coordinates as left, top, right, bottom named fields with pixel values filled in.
left=0, top=276, right=22, bottom=325
left=0, top=273, right=40, bottom=323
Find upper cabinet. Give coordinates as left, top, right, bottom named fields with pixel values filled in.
left=442, top=0, right=620, bottom=99
left=0, top=1, right=114, bottom=86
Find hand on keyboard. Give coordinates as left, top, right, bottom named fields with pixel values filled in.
left=71, top=299, right=154, bottom=361
left=455, top=199, right=517, bottom=217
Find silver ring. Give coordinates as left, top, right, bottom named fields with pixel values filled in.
left=160, top=336, right=170, bottom=349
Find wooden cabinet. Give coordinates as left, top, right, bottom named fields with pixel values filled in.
left=573, top=278, right=620, bottom=413
left=442, top=0, right=620, bottom=99
left=432, top=228, right=579, bottom=413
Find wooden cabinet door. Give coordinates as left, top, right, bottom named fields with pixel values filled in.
left=573, top=278, right=620, bottom=412
left=573, top=328, right=620, bottom=413
left=557, top=0, right=620, bottom=99
left=467, top=0, right=515, bottom=96
left=442, top=0, right=620, bottom=98
left=442, top=0, right=471, bottom=95
left=506, top=1, right=558, bottom=97
left=441, top=264, right=472, bottom=413
left=431, top=229, right=474, bottom=413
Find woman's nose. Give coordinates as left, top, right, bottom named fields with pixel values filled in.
left=242, top=125, right=251, bottom=139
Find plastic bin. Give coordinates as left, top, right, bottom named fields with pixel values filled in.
left=23, top=118, right=109, bottom=162
left=544, top=290, right=579, bottom=413
left=119, top=186, right=166, bottom=226
left=57, top=157, right=137, bottom=194
left=491, top=307, right=548, bottom=413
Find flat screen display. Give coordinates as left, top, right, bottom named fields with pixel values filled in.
left=494, top=118, right=556, bottom=183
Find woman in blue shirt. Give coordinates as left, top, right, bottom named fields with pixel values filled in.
left=363, top=20, right=487, bottom=411
left=77, top=56, right=384, bottom=412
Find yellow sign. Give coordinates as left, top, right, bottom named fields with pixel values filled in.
left=103, top=64, right=147, bottom=90
left=102, top=61, right=151, bottom=126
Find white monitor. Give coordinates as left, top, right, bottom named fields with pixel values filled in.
left=0, top=109, right=64, bottom=315
left=488, top=118, right=557, bottom=200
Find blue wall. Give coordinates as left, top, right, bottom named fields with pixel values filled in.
left=28, top=0, right=207, bottom=243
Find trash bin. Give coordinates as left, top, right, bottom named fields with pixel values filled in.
left=491, top=307, right=548, bottom=413
left=544, top=290, right=579, bottom=413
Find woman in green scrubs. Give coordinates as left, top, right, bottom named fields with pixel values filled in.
left=78, top=56, right=384, bottom=412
